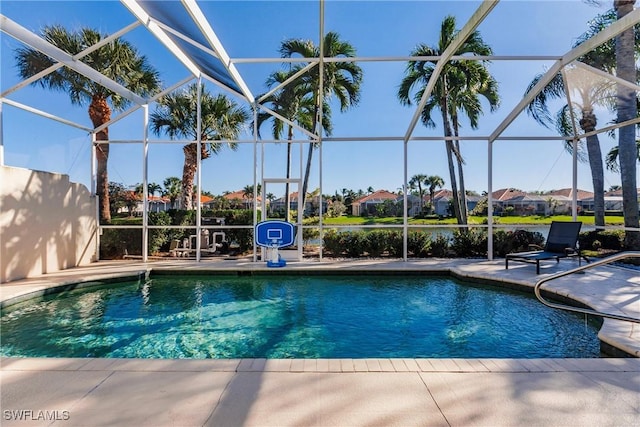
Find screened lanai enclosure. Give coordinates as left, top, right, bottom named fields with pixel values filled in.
left=1, top=0, right=639, bottom=271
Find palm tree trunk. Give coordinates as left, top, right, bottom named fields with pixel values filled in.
left=445, top=140, right=462, bottom=223
left=585, top=135, right=606, bottom=229
left=300, top=104, right=320, bottom=217
left=615, top=0, right=640, bottom=249
left=441, top=106, right=462, bottom=224
left=182, top=144, right=198, bottom=210
left=579, top=109, right=605, bottom=229
left=454, top=138, right=468, bottom=225
left=300, top=140, right=314, bottom=216
left=429, top=188, right=435, bottom=212
left=88, top=95, right=111, bottom=223
left=285, top=125, right=293, bottom=222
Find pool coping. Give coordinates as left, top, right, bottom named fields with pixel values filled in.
left=1, top=257, right=638, bottom=358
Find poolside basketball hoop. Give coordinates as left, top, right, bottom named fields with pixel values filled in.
left=255, top=220, right=295, bottom=267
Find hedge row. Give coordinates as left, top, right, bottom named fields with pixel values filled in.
left=322, top=229, right=511, bottom=258
left=321, top=228, right=625, bottom=258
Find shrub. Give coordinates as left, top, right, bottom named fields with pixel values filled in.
left=343, top=231, right=367, bottom=257
left=492, top=230, right=510, bottom=257
left=407, top=231, right=431, bottom=257
left=503, top=206, right=515, bottom=216
left=169, top=209, right=196, bottom=226
left=327, top=201, right=346, bottom=218
left=220, top=210, right=257, bottom=252
left=322, top=229, right=343, bottom=256
left=302, top=217, right=320, bottom=246
left=430, top=233, right=451, bottom=257
left=385, top=230, right=404, bottom=257
left=492, top=229, right=545, bottom=257
left=148, top=211, right=171, bottom=254
left=579, top=230, right=623, bottom=250
left=451, top=228, right=488, bottom=257
left=365, top=230, right=388, bottom=257
left=99, top=228, right=142, bottom=259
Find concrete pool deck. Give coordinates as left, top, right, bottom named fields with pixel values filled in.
left=1, top=257, right=639, bottom=426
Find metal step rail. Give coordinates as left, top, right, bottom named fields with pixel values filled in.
left=534, top=251, right=640, bottom=323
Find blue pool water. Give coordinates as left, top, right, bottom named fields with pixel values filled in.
left=0, top=275, right=601, bottom=359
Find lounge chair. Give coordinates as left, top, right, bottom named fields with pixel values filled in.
left=505, top=221, right=588, bottom=274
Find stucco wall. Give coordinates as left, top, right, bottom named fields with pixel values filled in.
left=1, top=166, right=97, bottom=283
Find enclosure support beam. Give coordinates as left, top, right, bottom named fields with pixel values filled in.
left=196, top=76, right=202, bottom=262
left=487, top=140, right=493, bottom=261
left=317, top=0, right=325, bottom=263
left=142, top=104, right=149, bottom=263
left=561, top=68, right=580, bottom=221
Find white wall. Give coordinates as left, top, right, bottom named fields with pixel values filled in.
left=1, top=166, right=97, bottom=283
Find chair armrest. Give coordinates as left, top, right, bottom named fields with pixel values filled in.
left=528, top=244, right=543, bottom=250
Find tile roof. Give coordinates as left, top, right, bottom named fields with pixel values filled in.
left=221, top=190, right=261, bottom=202
left=353, top=190, right=398, bottom=204
left=545, top=188, right=593, bottom=200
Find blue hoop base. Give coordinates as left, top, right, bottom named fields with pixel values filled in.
left=266, top=258, right=287, bottom=268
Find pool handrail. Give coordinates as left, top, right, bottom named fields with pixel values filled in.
left=534, top=251, right=640, bottom=324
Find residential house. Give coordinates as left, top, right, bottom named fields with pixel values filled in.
left=546, top=188, right=593, bottom=214
left=148, top=194, right=171, bottom=212
left=117, top=192, right=171, bottom=215
left=431, top=190, right=481, bottom=217
left=489, top=188, right=588, bottom=216
left=270, top=192, right=326, bottom=216
left=351, top=190, right=398, bottom=216
left=206, top=190, right=262, bottom=210
left=404, top=194, right=423, bottom=217
left=580, top=188, right=640, bottom=212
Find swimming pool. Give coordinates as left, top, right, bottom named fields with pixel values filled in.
left=0, top=274, right=601, bottom=359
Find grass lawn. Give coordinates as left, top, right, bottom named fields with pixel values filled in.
left=323, top=215, right=626, bottom=226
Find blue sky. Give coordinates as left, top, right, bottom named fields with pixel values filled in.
left=1, top=0, right=630, bottom=199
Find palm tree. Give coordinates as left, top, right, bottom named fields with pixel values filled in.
left=525, top=67, right=610, bottom=228
left=447, top=63, right=500, bottom=223
left=526, top=8, right=640, bottom=230
left=615, top=0, right=640, bottom=248
left=527, top=10, right=640, bottom=231
left=409, top=174, right=428, bottom=208
left=242, top=184, right=261, bottom=210
left=605, top=140, right=640, bottom=171
left=426, top=175, right=445, bottom=212
left=15, top=25, right=161, bottom=223
left=162, top=177, right=182, bottom=209
left=148, top=182, right=162, bottom=198
left=398, top=15, right=498, bottom=225
left=280, top=32, right=363, bottom=215
left=256, top=68, right=332, bottom=222
left=133, top=183, right=145, bottom=198
left=266, top=192, right=276, bottom=215
left=150, top=83, right=250, bottom=210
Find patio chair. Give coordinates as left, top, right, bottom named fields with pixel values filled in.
left=505, top=221, right=588, bottom=274
left=168, top=239, right=191, bottom=257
